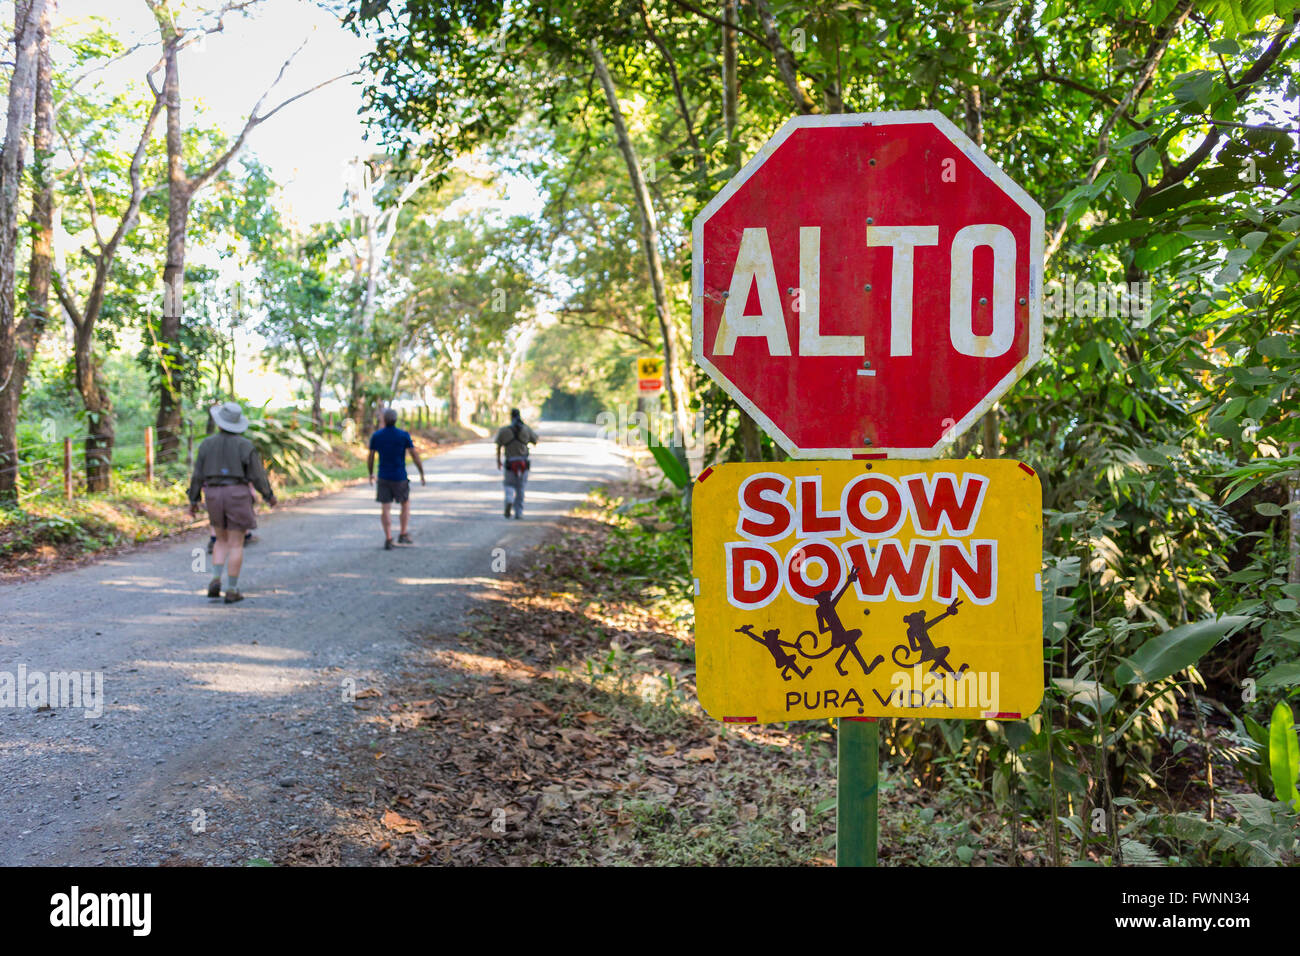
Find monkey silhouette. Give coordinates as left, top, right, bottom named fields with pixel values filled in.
left=736, top=624, right=809, bottom=680
left=795, top=567, right=886, bottom=677
left=893, top=599, right=968, bottom=677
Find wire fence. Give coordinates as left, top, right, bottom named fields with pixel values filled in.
left=1, top=405, right=455, bottom=507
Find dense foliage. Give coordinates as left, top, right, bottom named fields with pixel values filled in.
left=344, top=0, right=1300, bottom=864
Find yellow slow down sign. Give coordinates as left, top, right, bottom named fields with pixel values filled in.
left=692, top=460, right=1043, bottom=723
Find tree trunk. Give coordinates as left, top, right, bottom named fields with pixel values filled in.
left=754, top=0, right=817, bottom=115
left=448, top=364, right=467, bottom=426
left=309, top=370, right=324, bottom=428
left=346, top=355, right=364, bottom=424
left=722, top=0, right=738, bottom=143
left=11, top=0, right=53, bottom=422
left=590, top=40, right=692, bottom=487
left=0, top=0, right=44, bottom=503
left=75, top=329, right=113, bottom=493
left=720, top=0, right=762, bottom=462
left=154, top=36, right=190, bottom=464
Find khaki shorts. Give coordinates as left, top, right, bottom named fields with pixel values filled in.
left=205, top=483, right=257, bottom=531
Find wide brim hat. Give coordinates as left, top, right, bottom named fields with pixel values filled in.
left=210, top=401, right=250, bottom=434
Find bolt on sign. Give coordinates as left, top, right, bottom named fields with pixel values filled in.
left=636, top=356, right=665, bottom=393
left=692, top=460, right=1043, bottom=723
left=692, top=111, right=1044, bottom=458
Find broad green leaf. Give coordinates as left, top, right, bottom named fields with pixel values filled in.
left=1259, top=661, right=1300, bottom=689
left=1053, top=677, right=1116, bottom=715
left=1135, top=147, right=1158, bottom=179
left=1113, top=129, right=1154, bottom=149
left=1116, top=172, right=1141, bottom=204
left=1257, top=334, right=1294, bottom=358
left=1082, top=220, right=1151, bottom=246
left=1262, top=236, right=1299, bottom=270
left=1241, top=230, right=1268, bottom=251
left=1268, top=701, right=1299, bottom=808
left=1114, top=615, right=1250, bottom=684
left=649, top=443, right=689, bottom=489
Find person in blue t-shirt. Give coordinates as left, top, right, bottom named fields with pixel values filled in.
left=367, top=408, right=426, bottom=550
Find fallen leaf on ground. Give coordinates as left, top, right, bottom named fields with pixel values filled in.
left=382, top=810, right=422, bottom=834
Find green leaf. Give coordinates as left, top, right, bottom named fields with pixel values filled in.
left=1215, top=395, right=1247, bottom=421
left=1259, top=662, right=1300, bottom=689
left=1241, top=230, right=1268, bottom=251
left=1114, top=615, right=1250, bottom=684
left=649, top=443, right=689, bottom=489
left=1082, top=219, right=1152, bottom=246
left=1257, top=334, right=1294, bottom=358
left=1116, top=172, right=1142, bottom=203
left=1112, top=129, right=1154, bottom=149
left=1053, top=677, right=1116, bottom=715
left=1135, top=147, right=1158, bottom=179
left=1262, top=236, right=1299, bottom=270
left=1255, top=502, right=1283, bottom=516
left=1268, top=701, right=1299, bottom=808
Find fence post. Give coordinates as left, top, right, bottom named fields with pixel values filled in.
left=63, top=437, right=72, bottom=501
left=144, top=425, right=154, bottom=484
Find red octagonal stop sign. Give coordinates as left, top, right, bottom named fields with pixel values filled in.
left=692, top=111, right=1043, bottom=458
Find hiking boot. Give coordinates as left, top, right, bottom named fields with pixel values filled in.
left=397, top=533, right=412, bottom=544
left=504, top=502, right=512, bottom=518
left=224, top=589, right=244, bottom=604
left=207, top=578, right=222, bottom=599
left=384, top=538, right=394, bottom=550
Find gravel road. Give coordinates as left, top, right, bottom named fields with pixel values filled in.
left=0, top=422, right=628, bottom=865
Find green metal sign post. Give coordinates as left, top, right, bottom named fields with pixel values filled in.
left=836, top=716, right=879, bottom=867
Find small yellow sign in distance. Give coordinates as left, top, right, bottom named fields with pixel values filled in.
left=637, top=357, right=665, bottom=379
left=692, top=460, right=1043, bottom=723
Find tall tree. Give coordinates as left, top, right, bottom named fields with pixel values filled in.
left=258, top=236, right=347, bottom=427
left=52, top=90, right=165, bottom=491
left=145, top=0, right=351, bottom=462
left=0, top=0, right=46, bottom=502
left=339, top=153, right=434, bottom=425
left=590, top=39, right=692, bottom=484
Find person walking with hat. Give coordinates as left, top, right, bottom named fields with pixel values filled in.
left=188, top=402, right=278, bottom=604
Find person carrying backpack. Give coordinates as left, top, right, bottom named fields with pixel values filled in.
left=495, top=408, right=538, bottom=519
